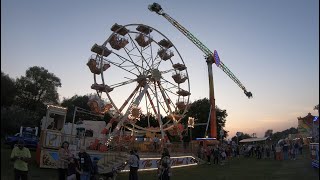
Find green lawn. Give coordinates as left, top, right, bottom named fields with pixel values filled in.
left=1, top=145, right=319, bottom=180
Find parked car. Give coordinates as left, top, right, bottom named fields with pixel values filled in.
left=4, top=132, right=39, bottom=149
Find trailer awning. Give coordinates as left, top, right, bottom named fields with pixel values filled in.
left=239, top=137, right=269, bottom=143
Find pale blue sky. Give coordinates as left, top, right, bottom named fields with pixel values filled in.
left=1, top=0, right=319, bottom=137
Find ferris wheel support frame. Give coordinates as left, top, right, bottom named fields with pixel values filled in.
left=113, top=84, right=150, bottom=135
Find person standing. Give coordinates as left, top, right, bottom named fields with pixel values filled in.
left=10, top=139, right=31, bottom=180
left=299, top=142, right=303, bottom=155
left=134, top=149, right=140, bottom=166
left=294, top=141, right=299, bottom=156
left=158, top=148, right=171, bottom=180
left=58, top=141, right=71, bottom=180
left=128, top=150, right=139, bottom=180
left=205, top=146, right=212, bottom=164
left=78, top=148, right=93, bottom=180
left=282, top=143, right=289, bottom=160
left=153, top=136, right=160, bottom=152
left=275, top=144, right=282, bottom=161
left=213, top=146, right=220, bottom=165
left=272, top=144, right=276, bottom=160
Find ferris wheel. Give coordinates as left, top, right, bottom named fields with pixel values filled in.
left=87, top=23, right=190, bottom=137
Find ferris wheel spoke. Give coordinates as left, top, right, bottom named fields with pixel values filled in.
left=148, top=84, right=169, bottom=114
left=127, top=34, right=153, bottom=72
left=160, top=77, right=180, bottom=92
left=109, top=77, right=139, bottom=89
left=118, top=85, right=140, bottom=113
left=157, top=81, right=174, bottom=114
left=158, top=84, right=179, bottom=97
left=123, top=47, right=141, bottom=74
left=143, top=33, right=158, bottom=69
left=148, top=34, right=155, bottom=67
left=112, top=52, right=148, bottom=74
left=160, top=69, right=176, bottom=75
left=103, top=58, right=139, bottom=76
left=157, top=81, right=177, bottom=114
left=114, top=51, right=151, bottom=74
left=146, top=90, right=158, bottom=115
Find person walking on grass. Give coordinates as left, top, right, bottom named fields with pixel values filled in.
left=128, top=149, right=139, bottom=180
left=158, top=148, right=171, bottom=180
left=275, top=144, right=282, bottom=161
left=11, top=139, right=31, bottom=180
left=213, top=146, right=220, bottom=165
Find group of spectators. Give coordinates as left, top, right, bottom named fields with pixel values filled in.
left=10, top=140, right=98, bottom=180
left=128, top=147, right=172, bottom=180
left=197, top=143, right=239, bottom=165
left=57, top=141, right=98, bottom=180
left=240, top=140, right=303, bottom=161
left=196, top=139, right=304, bottom=165
left=10, top=138, right=173, bottom=180
left=273, top=140, right=303, bottom=161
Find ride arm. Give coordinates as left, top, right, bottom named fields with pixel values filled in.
left=148, top=3, right=252, bottom=98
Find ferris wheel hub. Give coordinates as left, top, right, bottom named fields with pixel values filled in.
left=150, top=69, right=162, bottom=81
left=137, top=75, right=147, bottom=87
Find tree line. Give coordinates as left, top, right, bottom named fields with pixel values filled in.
left=1, top=66, right=304, bottom=143
left=1, top=66, right=228, bottom=140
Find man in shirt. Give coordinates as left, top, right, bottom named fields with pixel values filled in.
left=10, top=139, right=31, bottom=180
left=128, top=150, right=139, bottom=180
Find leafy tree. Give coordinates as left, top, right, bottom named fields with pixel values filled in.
left=264, top=129, right=273, bottom=137
left=182, top=98, right=228, bottom=140
left=15, top=66, right=61, bottom=115
left=270, top=127, right=298, bottom=143
left=231, top=133, right=252, bottom=143
left=1, top=106, right=41, bottom=136
left=61, top=94, right=98, bottom=123
left=241, top=133, right=252, bottom=139
left=136, top=114, right=159, bottom=128
left=1, top=72, right=17, bottom=107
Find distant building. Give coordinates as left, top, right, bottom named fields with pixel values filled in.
left=297, top=113, right=319, bottom=141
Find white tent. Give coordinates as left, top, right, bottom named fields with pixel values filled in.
left=239, top=137, right=269, bottom=143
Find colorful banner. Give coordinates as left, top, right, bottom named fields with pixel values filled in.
left=40, top=149, right=199, bottom=172
left=121, top=156, right=198, bottom=171
left=44, top=131, right=61, bottom=148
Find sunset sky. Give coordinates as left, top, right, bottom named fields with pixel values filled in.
left=1, top=0, right=319, bottom=138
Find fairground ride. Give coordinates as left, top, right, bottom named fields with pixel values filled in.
left=148, top=3, right=253, bottom=138
left=87, top=23, right=191, bottom=143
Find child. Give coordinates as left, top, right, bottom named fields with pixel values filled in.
left=67, top=157, right=81, bottom=180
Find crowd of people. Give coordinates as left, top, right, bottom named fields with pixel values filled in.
left=57, top=141, right=98, bottom=180
left=10, top=137, right=307, bottom=180
left=196, top=139, right=305, bottom=165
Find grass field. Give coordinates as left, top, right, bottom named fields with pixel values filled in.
left=1, top=145, right=318, bottom=180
